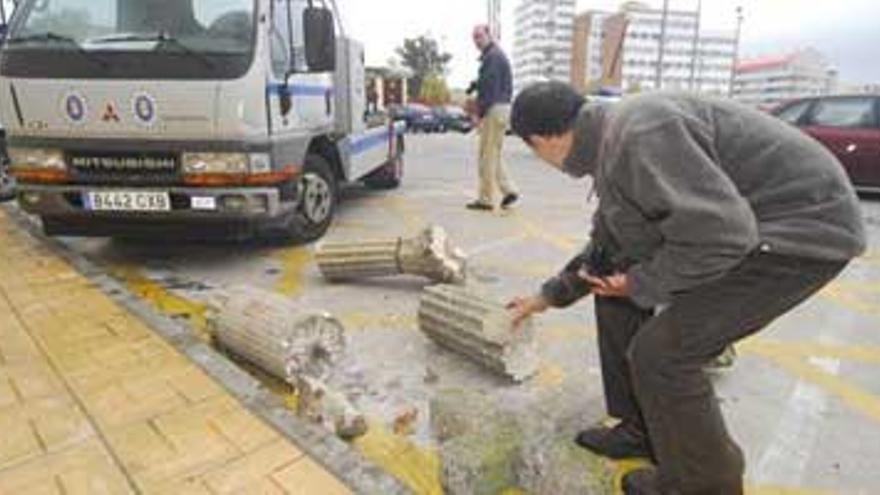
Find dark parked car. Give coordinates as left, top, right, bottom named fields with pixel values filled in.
left=0, top=129, right=14, bottom=202
left=390, top=103, right=441, bottom=133
left=433, top=105, right=473, bottom=134
left=772, top=95, right=880, bottom=191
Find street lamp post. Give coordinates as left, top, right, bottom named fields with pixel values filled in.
left=728, top=6, right=744, bottom=98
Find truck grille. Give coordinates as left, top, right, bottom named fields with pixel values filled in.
left=67, top=151, right=181, bottom=185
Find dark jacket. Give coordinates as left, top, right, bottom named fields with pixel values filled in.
left=542, top=93, right=867, bottom=309
left=475, top=43, right=513, bottom=118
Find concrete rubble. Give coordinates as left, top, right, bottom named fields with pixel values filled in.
left=296, top=375, right=368, bottom=440
left=418, top=284, right=539, bottom=382
left=431, top=388, right=616, bottom=495
left=315, top=224, right=467, bottom=284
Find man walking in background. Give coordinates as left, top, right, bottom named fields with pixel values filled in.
left=466, top=25, right=518, bottom=211
left=506, top=82, right=866, bottom=494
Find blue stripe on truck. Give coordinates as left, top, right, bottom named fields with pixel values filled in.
left=266, top=84, right=334, bottom=97
left=349, top=122, right=406, bottom=156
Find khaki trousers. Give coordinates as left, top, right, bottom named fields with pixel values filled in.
left=477, top=104, right=517, bottom=206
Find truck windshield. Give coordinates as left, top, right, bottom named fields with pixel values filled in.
left=1, top=0, right=256, bottom=79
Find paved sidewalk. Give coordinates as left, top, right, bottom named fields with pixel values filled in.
left=0, top=209, right=351, bottom=494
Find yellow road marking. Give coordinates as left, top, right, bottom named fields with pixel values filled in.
left=742, top=339, right=880, bottom=365
left=272, top=247, right=312, bottom=297
left=353, top=422, right=443, bottom=495
left=337, top=311, right=418, bottom=332
left=110, top=265, right=210, bottom=340
left=743, top=344, right=880, bottom=424
left=819, top=283, right=880, bottom=319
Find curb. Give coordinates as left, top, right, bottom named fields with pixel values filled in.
left=1, top=204, right=411, bottom=495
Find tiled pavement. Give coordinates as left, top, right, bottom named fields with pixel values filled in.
left=0, top=209, right=352, bottom=495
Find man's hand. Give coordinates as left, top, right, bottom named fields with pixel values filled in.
left=506, top=294, right=550, bottom=329
left=579, top=268, right=631, bottom=298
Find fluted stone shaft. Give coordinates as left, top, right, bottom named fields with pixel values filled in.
left=208, top=286, right=346, bottom=383
left=418, top=285, right=538, bottom=382
left=315, top=225, right=467, bottom=284
left=315, top=239, right=402, bottom=280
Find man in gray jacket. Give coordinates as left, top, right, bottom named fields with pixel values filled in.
left=507, top=82, right=866, bottom=494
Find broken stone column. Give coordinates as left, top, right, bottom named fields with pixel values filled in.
left=208, top=286, right=346, bottom=383
left=418, top=285, right=539, bottom=382
left=315, top=225, right=467, bottom=284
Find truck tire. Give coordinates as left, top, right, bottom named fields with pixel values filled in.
left=294, top=153, right=338, bottom=242
left=363, top=138, right=403, bottom=190
left=0, top=145, right=13, bottom=202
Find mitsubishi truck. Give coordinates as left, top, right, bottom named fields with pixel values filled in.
left=0, top=0, right=405, bottom=241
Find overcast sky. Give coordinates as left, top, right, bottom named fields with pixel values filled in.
left=336, top=0, right=880, bottom=88
left=2, top=0, right=876, bottom=87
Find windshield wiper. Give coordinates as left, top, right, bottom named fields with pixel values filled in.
left=7, top=32, right=109, bottom=67
left=87, top=32, right=215, bottom=69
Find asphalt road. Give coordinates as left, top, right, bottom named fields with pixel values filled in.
left=56, top=133, right=880, bottom=494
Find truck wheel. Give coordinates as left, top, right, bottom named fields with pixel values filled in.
left=294, top=153, right=338, bottom=242
left=0, top=159, right=14, bottom=202
left=363, top=139, right=403, bottom=190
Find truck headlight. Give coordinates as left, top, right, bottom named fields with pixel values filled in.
left=182, top=152, right=249, bottom=175
left=182, top=153, right=273, bottom=175
left=7, top=147, right=66, bottom=170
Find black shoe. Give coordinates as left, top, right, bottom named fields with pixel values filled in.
left=575, top=421, right=653, bottom=460
left=466, top=201, right=493, bottom=211
left=501, top=193, right=519, bottom=209
left=622, top=467, right=662, bottom=495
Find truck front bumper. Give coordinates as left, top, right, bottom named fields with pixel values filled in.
left=16, top=184, right=300, bottom=238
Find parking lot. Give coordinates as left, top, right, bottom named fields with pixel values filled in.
left=48, top=132, right=880, bottom=494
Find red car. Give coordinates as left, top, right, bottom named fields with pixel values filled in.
left=772, top=95, right=880, bottom=192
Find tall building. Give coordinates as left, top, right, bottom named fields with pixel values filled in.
left=512, top=0, right=576, bottom=94
left=571, top=1, right=737, bottom=95
left=734, top=49, right=838, bottom=108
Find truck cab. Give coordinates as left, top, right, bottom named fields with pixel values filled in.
left=0, top=0, right=405, bottom=241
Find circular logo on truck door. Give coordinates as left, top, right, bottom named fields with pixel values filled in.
left=62, top=92, right=87, bottom=124
left=131, top=92, right=157, bottom=126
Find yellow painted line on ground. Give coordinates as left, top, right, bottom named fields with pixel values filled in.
left=534, top=363, right=566, bottom=388
left=379, top=196, right=426, bottom=234
left=745, top=486, right=833, bottom=495
left=353, top=422, right=443, bottom=495
left=743, top=339, right=880, bottom=365
left=337, top=311, right=419, bottom=332
left=110, top=265, right=211, bottom=341
left=511, top=213, right=579, bottom=253
left=818, top=283, right=880, bottom=319
left=744, top=344, right=880, bottom=424
left=272, top=247, right=312, bottom=297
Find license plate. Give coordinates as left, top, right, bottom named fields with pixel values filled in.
left=83, top=191, right=171, bottom=212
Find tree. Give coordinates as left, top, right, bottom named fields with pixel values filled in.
left=395, top=35, right=452, bottom=100
left=419, top=75, right=451, bottom=106
left=626, top=81, right=644, bottom=94
left=584, top=79, right=603, bottom=95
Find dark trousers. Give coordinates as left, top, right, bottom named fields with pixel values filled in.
left=595, top=250, right=847, bottom=494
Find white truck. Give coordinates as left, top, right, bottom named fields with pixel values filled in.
left=0, top=0, right=405, bottom=241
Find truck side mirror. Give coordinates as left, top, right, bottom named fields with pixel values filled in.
left=303, top=7, right=335, bottom=72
